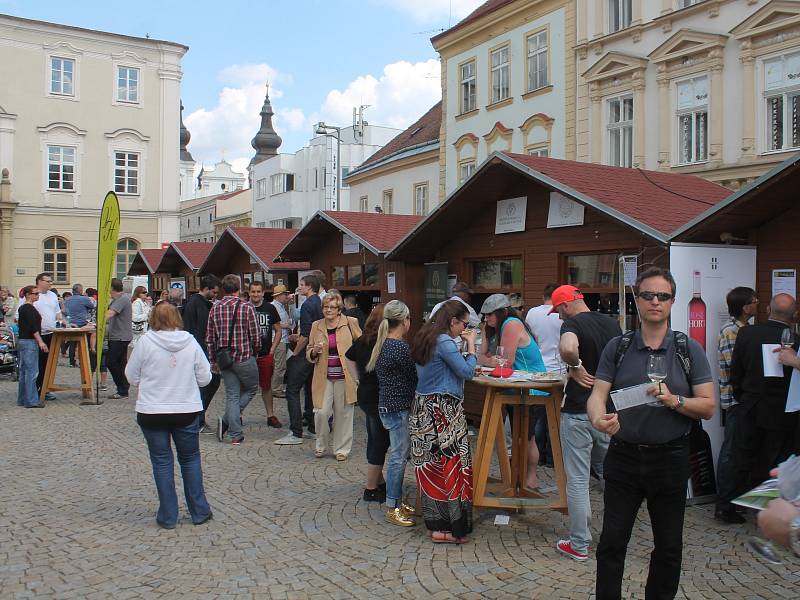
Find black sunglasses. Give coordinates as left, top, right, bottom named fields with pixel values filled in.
left=637, top=291, right=674, bottom=302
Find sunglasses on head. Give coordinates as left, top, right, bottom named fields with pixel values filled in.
left=637, top=291, right=673, bottom=302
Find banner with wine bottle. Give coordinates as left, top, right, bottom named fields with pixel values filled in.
left=669, top=243, right=757, bottom=502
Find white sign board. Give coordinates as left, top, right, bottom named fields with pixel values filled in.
left=495, top=196, right=527, bottom=234
left=621, top=255, right=638, bottom=286
left=772, top=269, right=796, bottom=299
left=387, top=271, right=396, bottom=294
left=342, top=233, right=359, bottom=255
left=547, top=192, right=585, bottom=228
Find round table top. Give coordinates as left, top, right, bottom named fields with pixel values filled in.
left=470, top=374, right=565, bottom=391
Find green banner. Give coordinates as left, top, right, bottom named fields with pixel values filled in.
left=95, top=192, right=121, bottom=398
left=424, top=262, right=448, bottom=315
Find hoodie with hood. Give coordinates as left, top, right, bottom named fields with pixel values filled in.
left=126, top=329, right=212, bottom=414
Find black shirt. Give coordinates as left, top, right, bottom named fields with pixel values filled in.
left=375, top=338, right=417, bottom=413
left=183, top=293, right=212, bottom=356
left=18, top=303, right=42, bottom=340
left=345, top=337, right=379, bottom=413
left=253, top=301, right=279, bottom=356
left=343, top=307, right=367, bottom=330
left=561, top=312, right=621, bottom=413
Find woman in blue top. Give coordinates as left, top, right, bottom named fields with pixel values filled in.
left=481, top=293, right=547, bottom=491
left=411, top=300, right=477, bottom=544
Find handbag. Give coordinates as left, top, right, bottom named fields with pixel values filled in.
left=215, top=300, right=240, bottom=371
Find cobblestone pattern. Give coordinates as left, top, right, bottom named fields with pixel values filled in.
left=0, top=363, right=798, bottom=599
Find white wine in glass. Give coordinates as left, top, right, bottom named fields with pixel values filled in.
left=496, top=346, right=508, bottom=376
left=781, top=327, right=794, bottom=349
left=647, top=354, right=667, bottom=395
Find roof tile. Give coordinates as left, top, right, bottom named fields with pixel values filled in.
left=321, top=211, right=424, bottom=253
left=171, top=242, right=213, bottom=270
left=360, top=102, right=441, bottom=168
left=230, top=228, right=309, bottom=270
left=138, top=249, right=167, bottom=273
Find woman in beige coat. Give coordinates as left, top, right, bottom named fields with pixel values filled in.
left=307, top=292, right=362, bottom=460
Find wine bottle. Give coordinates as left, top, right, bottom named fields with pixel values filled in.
left=688, top=270, right=707, bottom=350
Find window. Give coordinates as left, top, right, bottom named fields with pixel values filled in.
left=460, top=60, right=477, bottom=114
left=50, top=57, right=74, bottom=95
left=197, top=216, right=201, bottom=226
left=116, top=66, right=139, bottom=103
left=566, top=253, right=619, bottom=290
left=116, top=238, right=139, bottom=279
left=490, top=45, right=510, bottom=103
left=676, top=76, right=708, bottom=164
left=764, top=52, right=800, bottom=152
left=414, top=183, right=429, bottom=216
left=364, top=263, right=379, bottom=286
left=114, top=151, right=139, bottom=194
left=332, top=266, right=346, bottom=288
left=527, top=31, right=549, bottom=91
left=341, top=167, right=351, bottom=188
left=347, top=265, right=362, bottom=287
left=607, top=95, right=633, bottom=167
left=270, top=173, right=295, bottom=195
left=359, top=195, right=368, bottom=212
left=256, top=178, right=267, bottom=198
left=472, top=258, right=523, bottom=290
left=528, top=146, right=549, bottom=157
left=186, top=218, right=190, bottom=229
left=608, top=0, right=632, bottom=33
left=47, top=145, right=75, bottom=191
left=313, top=168, right=318, bottom=190
left=209, top=213, right=212, bottom=223
left=458, top=160, right=476, bottom=184
left=680, top=0, right=704, bottom=7
left=382, top=190, right=393, bottom=214
left=43, top=236, right=69, bottom=284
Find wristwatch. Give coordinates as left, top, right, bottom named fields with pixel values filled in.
left=568, top=358, right=582, bottom=370
left=671, top=395, right=685, bottom=411
left=790, top=516, right=800, bottom=557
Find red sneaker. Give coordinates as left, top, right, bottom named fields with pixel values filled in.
left=267, top=416, right=283, bottom=428
left=556, top=539, right=588, bottom=561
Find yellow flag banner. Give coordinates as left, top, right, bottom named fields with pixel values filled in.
left=95, top=192, right=121, bottom=399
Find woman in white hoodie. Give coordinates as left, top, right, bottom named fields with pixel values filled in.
left=125, top=301, right=213, bottom=529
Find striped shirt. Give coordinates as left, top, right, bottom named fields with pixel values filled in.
left=206, top=295, right=261, bottom=365
left=717, top=318, right=748, bottom=409
left=326, top=329, right=344, bottom=380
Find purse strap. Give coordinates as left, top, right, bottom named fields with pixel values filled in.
left=227, top=300, right=241, bottom=347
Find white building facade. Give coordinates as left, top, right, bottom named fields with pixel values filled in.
left=196, top=160, right=245, bottom=197
left=0, top=14, right=187, bottom=289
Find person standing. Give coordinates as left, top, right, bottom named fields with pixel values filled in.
left=308, top=292, right=361, bottom=460
left=64, top=283, right=96, bottom=367
left=270, top=284, right=293, bottom=399
left=275, top=274, right=322, bottom=445
left=0, top=285, right=16, bottom=322
left=429, top=282, right=480, bottom=327
left=106, top=278, right=133, bottom=399
left=182, top=275, right=220, bottom=433
left=714, top=286, right=758, bottom=524
left=549, top=285, right=621, bottom=561
left=125, top=301, right=213, bottom=529
left=411, top=300, right=477, bottom=544
left=588, top=267, right=714, bottom=600
left=24, top=273, right=63, bottom=401
left=16, top=286, right=48, bottom=408
left=131, top=286, right=151, bottom=347
left=249, top=281, right=282, bottom=428
left=368, top=300, right=418, bottom=527
left=343, top=295, right=367, bottom=330
left=206, top=274, right=261, bottom=445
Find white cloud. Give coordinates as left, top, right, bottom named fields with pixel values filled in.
left=373, top=0, right=485, bottom=24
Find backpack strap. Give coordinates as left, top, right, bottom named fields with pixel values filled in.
left=672, top=330, right=692, bottom=384
left=614, top=331, right=636, bottom=370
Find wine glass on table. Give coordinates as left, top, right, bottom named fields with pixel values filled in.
left=495, top=346, right=508, bottom=377
left=647, top=354, right=667, bottom=395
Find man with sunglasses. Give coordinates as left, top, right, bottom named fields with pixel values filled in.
left=587, top=267, right=715, bottom=600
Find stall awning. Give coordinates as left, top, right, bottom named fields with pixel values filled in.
left=156, top=242, right=213, bottom=274
left=127, top=248, right=166, bottom=276
left=198, top=227, right=309, bottom=275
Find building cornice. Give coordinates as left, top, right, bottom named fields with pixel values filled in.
left=15, top=206, right=177, bottom=218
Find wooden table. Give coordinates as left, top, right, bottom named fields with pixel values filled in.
left=40, top=326, right=95, bottom=404
left=471, top=375, right=567, bottom=512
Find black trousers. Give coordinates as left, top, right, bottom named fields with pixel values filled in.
left=714, top=404, right=741, bottom=510
left=285, top=354, right=313, bottom=438
left=106, top=340, right=130, bottom=395
left=36, top=333, right=53, bottom=393
left=200, top=372, right=221, bottom=427
left=596, top=436, right=690, bottom=600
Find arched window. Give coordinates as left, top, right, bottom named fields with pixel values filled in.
left=116, top=238, right=139, bottom=279
left=43, top=236, right=69, bottom=284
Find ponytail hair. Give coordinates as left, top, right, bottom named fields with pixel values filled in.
left=366, top=299, right=409, bottom=372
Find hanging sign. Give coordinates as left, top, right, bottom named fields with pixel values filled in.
left=342, top=233, right=359, bottom=254
left=772, top=269, right=796, bottom=298
left=495, top=196, right=527, bottom=234
left=424, top=262, right=448, bottom=313
left=547, top=192, right=585, bottom=228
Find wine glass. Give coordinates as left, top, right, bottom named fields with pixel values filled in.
left=781, top=327, right=794, bottom=349
left=746, top=536, right=783, bottom=564
left=496, top=346, right=508, bottom=376
left=647, top=354, right=667, bottom=395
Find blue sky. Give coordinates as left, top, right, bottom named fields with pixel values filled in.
left=2, top=0, right=485, bottom=172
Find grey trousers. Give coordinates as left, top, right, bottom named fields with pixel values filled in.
left=220, top=357, right=259, bottom=440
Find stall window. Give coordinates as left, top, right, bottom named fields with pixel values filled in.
left=364, top=263, right=379, bottom=286
left=347, top=265, right=362, bottom=287
left=472, top=258, right=522, bottom=290
left=565, top=253, right=619, bottom=290
left=332, top=266, right=346, bottom=288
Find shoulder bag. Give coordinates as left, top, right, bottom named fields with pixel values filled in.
left=215, top=300, right=240, bottom=371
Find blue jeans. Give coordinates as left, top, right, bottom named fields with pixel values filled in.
left=220, top=357, right=259, bottom=440
left=560, top=413, right=609, bottom=554
left=379, top=409, right=410, bottom=508
left=17, top=338, right=39, bottom=407
left=139, top=416, right=211, bottom=527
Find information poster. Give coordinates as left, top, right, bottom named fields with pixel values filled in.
left=495, top=197, right=527, bottom=234
left=424, top=262, right=448, bottom=314
left=342, top=234, right=359, bottom=254
left=772, top=269, right=796, bottom=298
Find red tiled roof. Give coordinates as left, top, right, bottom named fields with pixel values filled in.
left=229, top=228, right=309, bottom=271
left=431, top=0, right=514, bottom=45
left=503, top=153, right=731, bottom=236
left=138, top=249, right=166, bottom=273
left=321, top=211, right=425, bottom=253
left=359, top=102, right=441, bottom=169
left=171, top=242, right=213, bottom=270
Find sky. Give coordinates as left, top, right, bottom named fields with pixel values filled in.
left=2, top=0, right=486, bottom=174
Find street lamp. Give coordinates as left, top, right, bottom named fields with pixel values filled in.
left=315, top=121, right=341, bottom=211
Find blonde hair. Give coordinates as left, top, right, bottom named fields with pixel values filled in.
left=148, top=301, right=183, bottom=331
left=366, top=299, right=410, bottom=372
left=322, top=291, right=343, bottom=311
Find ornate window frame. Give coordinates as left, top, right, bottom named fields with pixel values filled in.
left=453, top=133, right=479, bottom=175
left=105, top=128, right=149, bottom=207
left=519, top=113, right=554, bottom=156
left=482, top=121, right=513, bottom=154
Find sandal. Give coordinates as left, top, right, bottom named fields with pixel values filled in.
left=314, top=449, right=324, bottom=458
left=431, top=531, right=468, bottom=544
left=335, top=453, right=347, bottom=462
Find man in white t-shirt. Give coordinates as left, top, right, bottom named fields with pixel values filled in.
left=430, top=282, right=480, bottom=327
left=525, top=283, right=563, bottom=371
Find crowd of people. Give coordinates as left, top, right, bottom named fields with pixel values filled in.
left=4, top=265, right=800, bottom=598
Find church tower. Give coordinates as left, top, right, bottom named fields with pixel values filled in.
left=179, top=100, right=196, bottom=201
left=248, top=84, right=282, bottom=183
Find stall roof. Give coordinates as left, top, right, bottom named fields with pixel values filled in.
left=276, top=211, right=425, bottom=261
left=388, top=152, right=732, bottom=260
left=198, top=227, right=309, bottom=275
left=127, top=248, right=167, bottom=276
left=670, top=152, right=800, bottom=243
left=156, top=242, right=213, bottom=273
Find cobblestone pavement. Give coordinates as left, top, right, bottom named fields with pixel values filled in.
left=1, top=362, right=798, bottom=600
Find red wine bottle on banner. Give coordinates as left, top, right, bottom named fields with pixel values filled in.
left=688, top=270, right=706, bottom=350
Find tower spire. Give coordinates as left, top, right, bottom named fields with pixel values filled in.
left=179, top=100, right=194, bottom=162
left=249, top=82, right=282, bottom=168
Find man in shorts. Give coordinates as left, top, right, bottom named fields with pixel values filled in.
left=249, top=281, right=282, bottom=428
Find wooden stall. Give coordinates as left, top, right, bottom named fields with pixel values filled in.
left=153, top=241, right=213, bottom=297
left=127, top=248, right=167, bottom=296
left=389, top=151, right=731, bottom=419
left=197, top=227, right=309, bottom=289
left=275, top=211, right=424, bottom=315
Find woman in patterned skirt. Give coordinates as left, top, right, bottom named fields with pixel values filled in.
left=411, top=300, right=478, bottom=544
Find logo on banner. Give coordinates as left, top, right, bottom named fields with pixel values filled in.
left=495, top=197, right=527, bottom=234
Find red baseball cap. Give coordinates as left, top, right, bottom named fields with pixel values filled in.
left=549, top=285, right=584, bottom=314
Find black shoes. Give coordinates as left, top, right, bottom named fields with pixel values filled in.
left=194, top=512, right=213, bottom=525
left=715, top=505, right=746, bottom=524
left=363, top=483, right=387, bottom=503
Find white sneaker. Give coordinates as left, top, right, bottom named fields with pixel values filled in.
left=274, top=433, right=303, bottom=445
